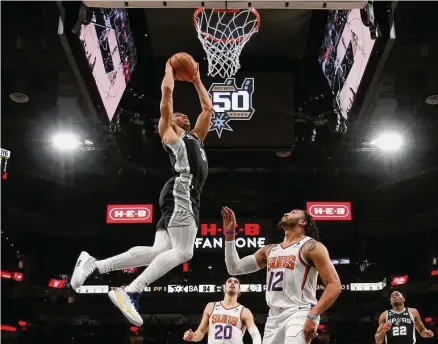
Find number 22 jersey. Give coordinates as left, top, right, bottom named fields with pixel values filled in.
left=385, top=308, right=416, bottom=344
left=265, top=236, right=318, bottom=309
left=208, top=302, right=246, bottom=344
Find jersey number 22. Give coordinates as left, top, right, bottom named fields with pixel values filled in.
left=392, top=326, right=407, bottom=336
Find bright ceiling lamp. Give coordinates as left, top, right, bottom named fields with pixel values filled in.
left=52, top=133, right=81, bottom=150
left=371, top=132, right=403, bottom=152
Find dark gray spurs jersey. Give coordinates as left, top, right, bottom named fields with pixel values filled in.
left=385, top=308, right=416, bottom=344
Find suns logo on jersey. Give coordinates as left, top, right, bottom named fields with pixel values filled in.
left=208, top=78, right=255, bottom=138
left=267, top=255, right=296, bottom=272
left=211, top=314, right=240, bottom=327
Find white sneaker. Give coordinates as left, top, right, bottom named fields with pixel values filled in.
left=71, top=251, right=96, bottom=290
left=108, top=289, right=143, bottom=326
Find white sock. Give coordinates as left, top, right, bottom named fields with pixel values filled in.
left=124, top=219, right=197, bottom=293
left=95, top=230, right=171, bottom=274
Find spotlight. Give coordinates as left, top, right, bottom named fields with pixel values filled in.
left=52, top=133, right=80, bottom=150
left=370, top=133, right=403, bottom=152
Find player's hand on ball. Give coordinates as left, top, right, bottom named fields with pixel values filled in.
left=183, top=329, right=194, bottom=341
left=221, top=207, right=236, bottom=233
left=422, top=329, right=434, bottom=338
left=191, top=63, right=200, bottom=83
left=302, top=318, right=318, bottom=343
left=382, top=322, right=392, bottom=333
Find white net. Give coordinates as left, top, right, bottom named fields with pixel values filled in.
left=193, top=8, right=260, bottom=79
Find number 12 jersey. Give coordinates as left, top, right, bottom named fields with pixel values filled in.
left=265, top=237, right=318, bottom=309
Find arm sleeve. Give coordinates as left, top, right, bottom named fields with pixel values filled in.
left=225, top=241, right=261, bottom=275
left=247, top=326, right=262, bottom=344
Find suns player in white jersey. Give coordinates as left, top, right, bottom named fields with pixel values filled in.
left=222, top=207, right=342, bottom=344
left=183, top=277, right=261, bottom=344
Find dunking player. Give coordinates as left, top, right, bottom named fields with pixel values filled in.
left=222, top=207, right=342, bottom=344
left=375, top=291, right=434, bottom=344
left=183, top=277, right=261, bottom=344
left=71, top=61, right=213, bottom=326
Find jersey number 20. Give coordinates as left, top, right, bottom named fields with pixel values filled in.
left=215, top=324, right=232, bottom=340
left=392, top=326, right=407, bottom=336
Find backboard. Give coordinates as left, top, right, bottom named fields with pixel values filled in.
left=84, top=1, right=367, bottom=10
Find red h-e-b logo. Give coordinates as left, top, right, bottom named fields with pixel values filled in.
left=48, top=279, right=67, bottom=289
left=200, top=223, right=260, bottom=236
left=106, top=204, right=153, bottom=224
left=306, top=202, right=352, bottom=221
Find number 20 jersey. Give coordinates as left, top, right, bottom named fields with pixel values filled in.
left=265, top=236, right=318, bottom=309
left=208, top=302, right=246, bottom=344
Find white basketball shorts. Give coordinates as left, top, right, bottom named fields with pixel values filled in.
left=262, top=307, right=318, bottom=344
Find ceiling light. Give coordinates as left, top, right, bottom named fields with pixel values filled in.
left=425, top=95, right=438, bottom=105
left=9, top=92, right=30, bottom=104
left=52, top=133, right=81, bottom=150
left=370, top=132, right=403, bottom=152
left=276, top=151, right=292, bottom=158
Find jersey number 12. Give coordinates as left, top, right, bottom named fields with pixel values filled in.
left=267, top=271, right=284, bottom=291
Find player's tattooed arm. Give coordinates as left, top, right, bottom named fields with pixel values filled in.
left=411, top=308, right=435, bottom=338
left=191, top=67, right=213, bottom=142
left=303, top=241, right=341, bottom=316
left=302, top=239, right=317, bottom=253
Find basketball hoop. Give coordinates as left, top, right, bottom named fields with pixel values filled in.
left=193, top=7, right=260, bottom=79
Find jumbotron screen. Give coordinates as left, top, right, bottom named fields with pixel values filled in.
left=319, top=9, right=376, bottom=120
left=79, top=8, right=137, bottom=121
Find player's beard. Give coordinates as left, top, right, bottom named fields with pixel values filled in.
left=278, top=217, right=299, bottom=228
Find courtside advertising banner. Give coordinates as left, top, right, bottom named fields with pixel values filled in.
left=106, top=204, right=153, bottom=224
left=306, top=202, right=352, bottom=221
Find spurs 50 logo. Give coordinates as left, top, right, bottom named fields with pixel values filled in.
left=208, top=78, right=255, bottom=138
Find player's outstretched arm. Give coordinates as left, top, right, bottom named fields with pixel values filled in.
left=183, top=302, right=214, bottom=342
left=159, top=61, right=179, bottom=145
left=375, top=311, right=391, bottom=344
left=222, top=207, right=269, bottom=275
left=411, top=308, right=435, bottom=338
left=242, top=308, right=262, bottom=344
left=302, top=241, right=342, bottom=317
left=191, top=69, right=213, bottom=142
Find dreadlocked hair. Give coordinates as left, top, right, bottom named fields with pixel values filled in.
left=303, top=211, right=320, bottom=241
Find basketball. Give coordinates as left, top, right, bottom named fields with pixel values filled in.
left=169, top=52, right=198, bottom=81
